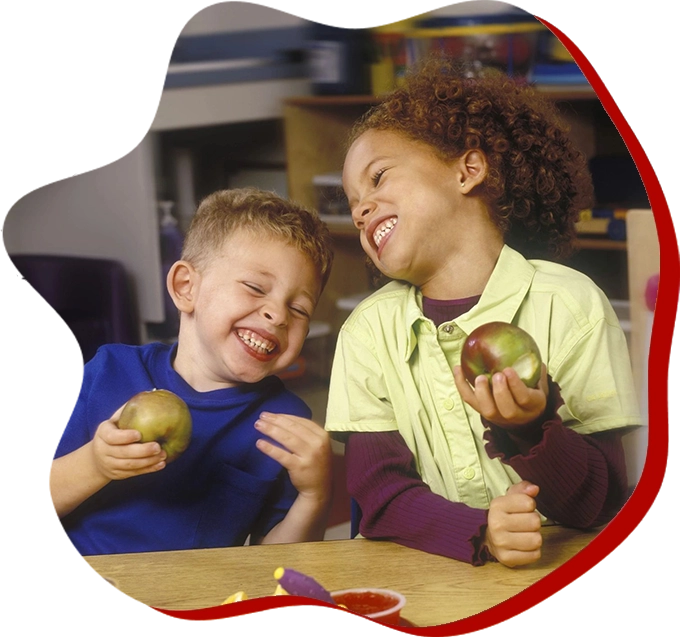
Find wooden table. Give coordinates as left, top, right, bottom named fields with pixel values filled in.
left=85, top=525, right=599, bottom=627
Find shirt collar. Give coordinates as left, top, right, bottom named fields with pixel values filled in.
left=403, top=245, right=536, bottom=360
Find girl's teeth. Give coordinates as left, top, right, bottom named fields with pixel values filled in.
left=374, top=218, right=397, bottom=247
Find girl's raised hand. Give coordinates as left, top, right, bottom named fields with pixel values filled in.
left=254, top=412, right=332, bottom=504
left=453, top=363, right=549, bottom=428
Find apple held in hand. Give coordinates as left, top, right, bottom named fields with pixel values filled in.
left=118, top=389, right=192, bottom=462
left=460, top=322, right=543, bottom=389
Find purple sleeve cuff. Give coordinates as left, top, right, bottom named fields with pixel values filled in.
left=480, top=379, right=628, bottom=528
left=482, top=376, right=564, bottom=460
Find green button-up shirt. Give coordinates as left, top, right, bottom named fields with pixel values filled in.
left=325, top=245, right=641, bottom=510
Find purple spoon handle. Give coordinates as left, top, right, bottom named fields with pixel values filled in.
left=274, top=567, right=336, bottom=604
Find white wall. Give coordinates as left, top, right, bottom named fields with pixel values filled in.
left=3, top=134, right=164, bottom=323
left=179, top=1, right=309, bottom=34
left=178, top=0, right=521, bottom=34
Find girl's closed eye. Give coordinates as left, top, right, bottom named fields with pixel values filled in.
left=371, top=166, right=388, bottom=186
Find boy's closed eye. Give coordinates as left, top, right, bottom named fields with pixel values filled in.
left=290, top=305, right=311, bottom=319
left=243, top=282, right=267, bottom=296
left=243, top=282, right=312, bottom=319
left=243, top=281, right=262, bottom=291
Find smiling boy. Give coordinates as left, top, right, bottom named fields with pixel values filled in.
left=50, top=188, right=335, bottom=555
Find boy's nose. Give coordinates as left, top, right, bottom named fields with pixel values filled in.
left=262, top=306, right=287, bottom=326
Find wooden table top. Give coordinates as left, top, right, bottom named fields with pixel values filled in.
left=85, top=525, right=599, bottom=628
left=5, top=519, right=680, bottom=637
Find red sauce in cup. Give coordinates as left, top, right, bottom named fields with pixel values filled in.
left=333, top=591, right=397, bottom=614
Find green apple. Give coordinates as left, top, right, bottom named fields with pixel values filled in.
left=460, top=322, right=543, bottom=389
left=118, top=389, right=192, bottom=463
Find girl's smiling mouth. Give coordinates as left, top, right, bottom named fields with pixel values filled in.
left=372, top=217, right=398, bottom=254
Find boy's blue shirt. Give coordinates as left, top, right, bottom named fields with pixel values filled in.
left=56, top=342, right=308, bottom=555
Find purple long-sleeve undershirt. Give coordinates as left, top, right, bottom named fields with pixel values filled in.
left=343, top=295, right=630, bottom=564
left=345, top=398, right=629, bottom=565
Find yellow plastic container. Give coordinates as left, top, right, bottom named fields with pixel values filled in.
left=408, top=16, right=546, bottom=79
left=369, top=9, right=427, bottom=95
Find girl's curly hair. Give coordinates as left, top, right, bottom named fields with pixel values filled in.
left=349, top=55, right=594, bottom=260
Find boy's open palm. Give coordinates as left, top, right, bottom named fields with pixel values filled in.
left=254, top=412, right=332, bottom=503
left=453, top=364, right=549, bottom=428
left=92, top=406, right=167, bottom=481
left=484, top=481, right=542, bottom=567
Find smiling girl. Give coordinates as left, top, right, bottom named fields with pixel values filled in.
left=325, top=56, right=641, bottom=567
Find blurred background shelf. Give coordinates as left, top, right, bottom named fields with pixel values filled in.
left=286, top=85, right=598, bottom=105
left=573, top=237, right=628, bottom=251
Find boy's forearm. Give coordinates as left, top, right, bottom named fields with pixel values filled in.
left=50, top=442, right=110, bottom=518
left=260, top=492, right=331, bottom=545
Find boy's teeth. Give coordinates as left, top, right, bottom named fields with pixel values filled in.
left=237, top=330, right=275, bottom=354
left=374, top=217, right=397, bottom=247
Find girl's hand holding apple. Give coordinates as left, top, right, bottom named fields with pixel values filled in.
left=453, top=363, right=549, bottom=428
left=455, top=321, right=549, bottom=428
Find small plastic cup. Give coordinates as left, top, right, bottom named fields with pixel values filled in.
left=331, top=588, right=406, bottom=625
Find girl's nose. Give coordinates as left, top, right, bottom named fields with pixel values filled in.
left=352, top=200, right=375, bottom=229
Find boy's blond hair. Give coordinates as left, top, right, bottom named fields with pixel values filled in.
left=182, top=188, right=334, bottom=290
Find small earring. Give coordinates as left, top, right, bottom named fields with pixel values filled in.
left=460, top=180, right=466, bottom=188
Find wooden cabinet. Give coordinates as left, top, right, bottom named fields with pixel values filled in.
left=283, top=96, right=380, bottom=331
left=283, top=89, right=642, bottom=333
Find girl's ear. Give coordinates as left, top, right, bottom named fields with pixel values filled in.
left=458, top=149, right=488, bottom=194
left=167, top=260, right=198, bottom=314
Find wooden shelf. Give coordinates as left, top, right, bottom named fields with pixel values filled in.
left=285, top=84, right=597, bottom=107
left=285, top=95, right=379, bottom=107
left=574, top=237, right=627, bottom=251
left=533, top=85, right=597, bottom=101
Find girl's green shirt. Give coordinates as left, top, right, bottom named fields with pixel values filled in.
left=325, top=245, right=641, bottom=510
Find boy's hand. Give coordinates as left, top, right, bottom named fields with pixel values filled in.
left=484, top=481, right=542, bottom=567
left=91, top=405, right=167, bottom=481
left=254, top=412, right=332, bottom=504
left=453, top=363, right=549, bottom=428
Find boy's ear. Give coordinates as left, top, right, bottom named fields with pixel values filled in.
left=167, top=260, right=198, bottom=314
left=458, top=150, right=488, bottom=194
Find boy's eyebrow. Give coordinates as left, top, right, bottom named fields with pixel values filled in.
left=299, top=288, right=319, bottom=307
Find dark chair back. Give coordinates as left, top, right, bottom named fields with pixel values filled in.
left=10, top=254, right=140, bottom=362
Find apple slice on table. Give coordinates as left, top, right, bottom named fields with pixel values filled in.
left=460, top=322, right=543, bottom=389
